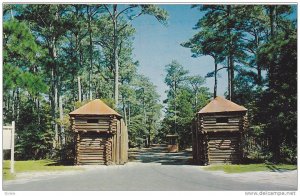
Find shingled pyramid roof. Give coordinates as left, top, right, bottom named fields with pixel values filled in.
left=198, top=96, right=247, bottom=114
left=69, top=99, right=121, bottom=116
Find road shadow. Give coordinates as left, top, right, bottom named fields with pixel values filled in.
left=128, top=144, right=193, bottom=165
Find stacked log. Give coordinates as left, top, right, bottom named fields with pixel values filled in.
left=73, top=117, right=111, bottom=132
left=207, top=134, right=240, bottom=164
left=77, top=133, right=106, bottom=165
left=194, top=113, right=247, bottom=165
left=75, top=133, right=80, bottom=165
left=71, top=115, right=128, bottom=165
left=110, top=116, right=118, bottom=134
left=202, top=114, right=242, bottom=133
left=69, top=100, right=129, bottom=166
left=105, top=139, right=112, bottom=165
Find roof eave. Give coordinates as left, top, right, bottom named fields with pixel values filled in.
left=198, top=109, right=247, bottom=114
left=69, top=113, right=122, bottom=117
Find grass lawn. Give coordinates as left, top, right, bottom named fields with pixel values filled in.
left=204, top=164, right=297, bottom=173
left=3, top=160, right=83, bottom=181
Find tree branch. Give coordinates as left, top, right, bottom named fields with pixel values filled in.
left=93, top=40, right=113, bottom=50
left=104, top=5, right=114, bottom=20
left=117, top=12, right=142, bottom=33
left=217, top=66, right=228, bottom=72
left=116, top=5, right=136, bottom=19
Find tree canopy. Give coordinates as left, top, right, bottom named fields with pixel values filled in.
left=3, top=4, right=297, bottom=164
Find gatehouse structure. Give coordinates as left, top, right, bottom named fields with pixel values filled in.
left=69, top=99, right=128, bottom=165
left=192, top=96, right=248, bottom=165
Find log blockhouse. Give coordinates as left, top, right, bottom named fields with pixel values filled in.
left=192, top=96, right=248, bottom=165
left=69, top=99, right=128, bottom=165
left=166, top=134, right=179, bottom=153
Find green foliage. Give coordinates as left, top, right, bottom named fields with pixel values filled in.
left=235, top=13, right=296, bottom=163
left=3, top=4, right=296, bottom=165
left=3, top=20, right=42, bottom=62
left=3, top=4, right=167, bottom=160
left=256, top=29, right=297, bottom=163
left=161, top=60, right=211, bottom=148
left=124, top=74, right=162, bottom=147
left=3, top=19, right=51, bottom=160
left=184, top=5, right=297, bottom=163
left=3, top=20, right=47, bottom=95
left=236, top=6, right=296, bottom=163
left=140, top=5, right=169, bottom=25
left=15, top=100, right=53, bottom=160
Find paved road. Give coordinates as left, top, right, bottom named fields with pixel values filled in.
left=3, top=146, right=297, bottom=191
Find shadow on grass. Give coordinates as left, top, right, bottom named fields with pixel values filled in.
left=45, top=159, right=75, bottom=166
left=243, top=157, right=297, bottom=172
left=266, top=164, right=297, bottom=172
left=3, top=165, right=10, bottom=170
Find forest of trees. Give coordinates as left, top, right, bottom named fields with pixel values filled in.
left=3, top=4, right=297, bottom=164
left=157, top=60, right=211, bottom=147
left=3, top=4, right=168, bottom=159
left=182, top=5, right=297, bottom=163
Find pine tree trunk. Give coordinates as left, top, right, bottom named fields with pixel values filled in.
left=78, top=76, right=81, bottom=102
left=269, top=5, right=280, bottom=163
left=269, top=5, right=277, bottom=90
left=230, top=56, right=234, bottom=100
left=113, top=5, right=119, bottom=106
left=214, top=58, right=218, bottom=98
left=148, top=128, right=151, bottom=148
left=195, top=91, right=198, bottom=108
left=50, top=37, right=59, bottom=149
left=54, top=84, right=58, bottom=147
left=254, top=30, right=262, bottom=85
left=226, top=5, right=235, bottom=100
left=37, top=98, right=40, bottom=126
left=88, top=6, right=93, bottom=100
left=257, top=66, right=262, bottom=85
left=128, top=102, right=131, bottom=126
left=59, top=95, right=65, bottom=146
left=227, top=57, right=232, bottom=100
left=226, top=5, right=232, bottom=101
left=12, top=90, right=15, bottom=120
left=50, top=66, right=56, bottom=148
left=16, top=88, right=20, bottom=122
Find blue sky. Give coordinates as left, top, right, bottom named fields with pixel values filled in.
left=131, top=5, right=228, bottom=103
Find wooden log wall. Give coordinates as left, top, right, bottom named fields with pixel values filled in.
left=192, top=115, right=209, bottom=165
left=76, top=132, right=112, bottom=165
left=193, top=112, right=247, bottom=165
left=207, top=132, right=241, bottom=164
left=72, top=115, right=128, bottom=165
left=120, top=119, right=128, bottom=164
left=105, top=138, right=113, bottom=165
left=201, top=113, right=243, bottom=133
left=72, top=116, right=112, bottom=133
